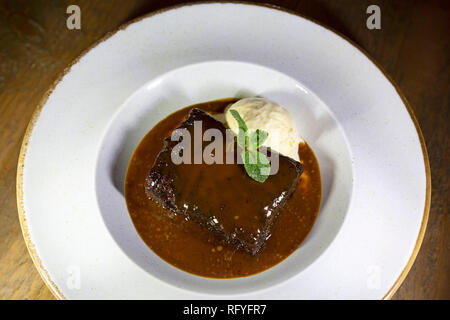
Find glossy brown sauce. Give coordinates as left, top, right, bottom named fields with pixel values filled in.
left=125, top=98, right=322, bottom=278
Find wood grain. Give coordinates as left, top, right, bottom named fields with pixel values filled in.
left=0, top=0, right=448, bottom=300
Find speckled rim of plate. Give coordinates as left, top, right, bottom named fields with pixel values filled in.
left=16, top=1, right=431, bottom=300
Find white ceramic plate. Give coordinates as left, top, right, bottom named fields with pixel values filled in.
left=17, top=2, right=430, bottom=299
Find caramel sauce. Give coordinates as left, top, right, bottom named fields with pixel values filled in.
left=125, top=98, right=322, bottom=278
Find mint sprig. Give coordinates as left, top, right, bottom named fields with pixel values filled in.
left=229, top=110, right=270, bottom=183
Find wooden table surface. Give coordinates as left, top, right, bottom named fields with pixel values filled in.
left=0, top=0, right=448, bottom=300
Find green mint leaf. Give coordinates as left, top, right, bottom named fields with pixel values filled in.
left=248, top=129, right=269, bottom=150
left=230, top=109, right=271, bottom=183
left=230, top=109, right=248, bottom=148
left=229, top=109, right=248, bottom=132
left=237, top=129, right=246, bottom=149
left=241, top=150, right=270, bottom=183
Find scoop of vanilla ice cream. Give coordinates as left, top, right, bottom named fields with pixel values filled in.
left=225, top=98, right=303, bottom=161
